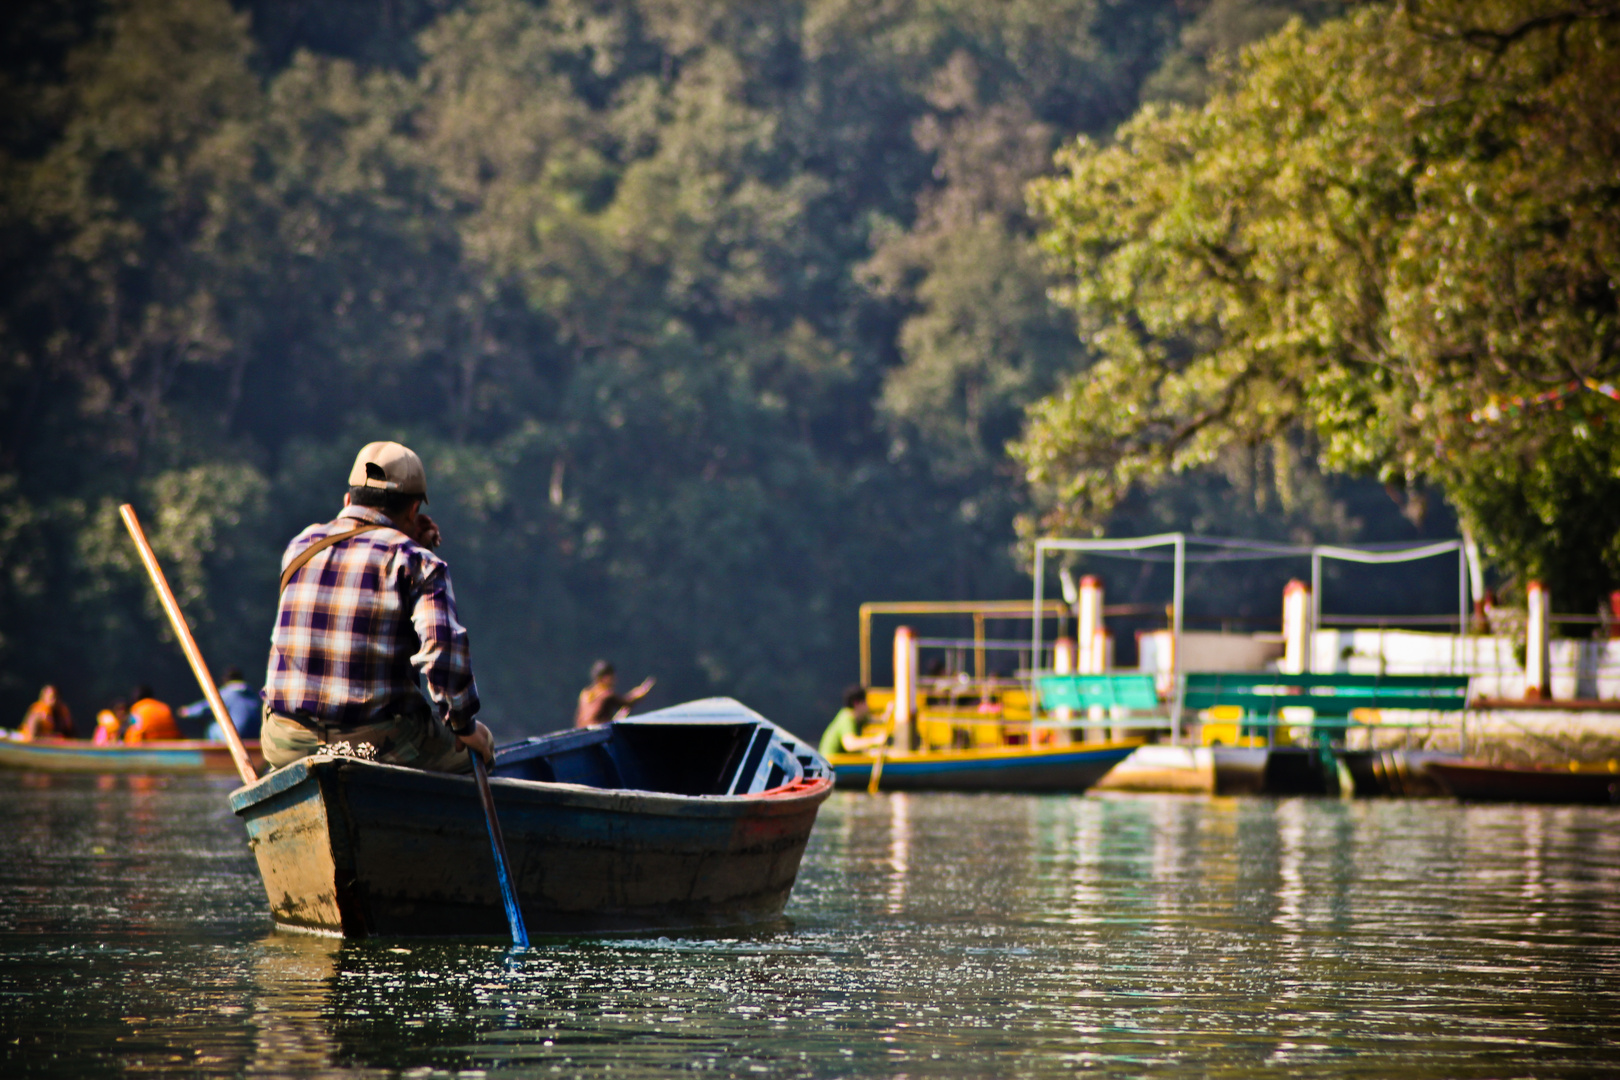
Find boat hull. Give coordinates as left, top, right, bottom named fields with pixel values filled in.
left=1339, top=750, right=1458, bottom=798
left=1429, top=761, right=1620, bottom=805
left=828, top=743, right=1138, bottom=793
left=1071, top=745, right=1350, bottom=797
left=230, top=755, right=832, bottom=937
left=0, top=734, right=261, bottom=775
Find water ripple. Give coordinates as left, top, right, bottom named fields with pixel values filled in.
left=1, top=776, right=1618, bottom=1077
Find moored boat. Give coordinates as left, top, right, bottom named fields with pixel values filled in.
left=1338, top=749, right=1460, bottom=798
left=230, top=698, right=832, bottom=938
left=1086, top=745, right=1353, bottom=796
left=0, top=731, right=263, bottom=775
left=1428, top=760, right=1620, bottom=805
left=835, top=601, right=1152, bottom=793
left=828, top=741, right=1137, bottom=793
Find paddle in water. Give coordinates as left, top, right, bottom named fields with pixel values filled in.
left=470, top=749, right=529, bottom=947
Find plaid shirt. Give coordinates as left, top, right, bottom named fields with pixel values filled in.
left=265, top=505, right=480, bottom=732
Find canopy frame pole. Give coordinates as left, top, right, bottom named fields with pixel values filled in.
left=1457, top=545, right=1469, bottom=675
left=1171, top=533, right=1185, bottom=744
left=1310, top=550, right=1322, bottom=675
left=1030, top=542, right=1047, bottom=720
left=1027, top=533, right=1467, bottom=744
left=973, top=613, right=986, bottom=688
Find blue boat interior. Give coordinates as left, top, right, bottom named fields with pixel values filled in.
left=494, top=717, right=826, bottom=796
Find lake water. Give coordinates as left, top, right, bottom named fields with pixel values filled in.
left=2, top=773, right=1618, bottom=1078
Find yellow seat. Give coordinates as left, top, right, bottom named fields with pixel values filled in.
left=1200, top=704, right=1267, bottom=748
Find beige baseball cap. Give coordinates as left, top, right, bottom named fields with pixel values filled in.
left=348, top=441, right=427, bottom=500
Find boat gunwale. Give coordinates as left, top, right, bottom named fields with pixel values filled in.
left=0, top=734, right=261, bottom=753
left=1430, top=759, right=1620, bottom=778
left=230, top=754, right=834, bottom=819
left=0, top=733, right=263, bottom=774
left=1426, top=760, right=1620, bottom=805
left=825, top=740, right=1141, bottom=771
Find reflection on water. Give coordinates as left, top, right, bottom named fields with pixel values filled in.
left=2, top=773, right=1619, bottom=1077
left=887, top=791, right=909, bottom=915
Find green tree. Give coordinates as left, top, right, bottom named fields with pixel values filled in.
left=1017, top=1, right=1620, bottom=611
left=5, top=0, right=1363, bottom=731
left=0, top=0, right=274, bottom=707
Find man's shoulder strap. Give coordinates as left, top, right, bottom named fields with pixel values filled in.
left=278, top=522, right=390, bottom=593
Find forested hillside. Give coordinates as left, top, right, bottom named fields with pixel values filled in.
left=2, top=0, right=1389, bottom=734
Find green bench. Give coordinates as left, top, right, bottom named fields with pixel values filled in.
left=1182, top=672, right=1471, bottom=742
left=1035, top=674, right=1161, bottom=722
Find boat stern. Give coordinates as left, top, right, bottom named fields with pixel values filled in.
left=229, top=759, right=353, bottom=935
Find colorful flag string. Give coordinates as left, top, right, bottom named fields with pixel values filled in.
left=1469, top=378, right=1620, bottom=423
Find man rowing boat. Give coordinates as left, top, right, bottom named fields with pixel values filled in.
left=260, top=441, right=493, bottom=772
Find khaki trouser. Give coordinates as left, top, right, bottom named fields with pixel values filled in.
left=261, top=700, right=471, bottom=774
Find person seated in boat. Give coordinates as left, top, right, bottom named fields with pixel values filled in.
left=18, top=684, right=74, bottom=741
left=818, top=686, right=889, bottom=757
left=125, top=686, right=181, bottom=743
left=93, top=699, right=129, bottom=745
left=261, top=441, right=493, bottom=773
left=574, top=661, right=655, bottom=728
left=178, top=666, right=262, bottom=742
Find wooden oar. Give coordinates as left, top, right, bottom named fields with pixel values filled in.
left=867, top=747, right=885, bottom=794
left=469, top=749, right=529, bottom=947
left=118, top=504, right=257, bottom=786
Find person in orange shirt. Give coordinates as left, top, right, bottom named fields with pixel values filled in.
left=125, top=686, right=181, bottom=743
left=19, top=685, right=73, bottom=740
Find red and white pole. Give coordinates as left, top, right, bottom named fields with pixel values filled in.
left=1525, top=581, right=1550, bottom=701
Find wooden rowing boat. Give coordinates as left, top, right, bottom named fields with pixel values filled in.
left=229, top=698, right=832, bottom=938
left=0, top=731, right=263, bottom=774
left=827, top=741, right=1139, bottom=793
left=1428, top=760, right=1620, bottom=805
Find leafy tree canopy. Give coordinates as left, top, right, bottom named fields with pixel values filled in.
left=14, top=0, right=1318, bottom=730
left=1017, top=0, right=1620, bottom=610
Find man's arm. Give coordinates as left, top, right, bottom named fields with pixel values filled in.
left=406, top=558, right=482, bottom=739
left=624, top=676, right=655, bottom=705
left=842, top=729, right=889, bottom=752
left=843, top=701, right=894, bottom=751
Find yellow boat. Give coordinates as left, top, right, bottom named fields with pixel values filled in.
left=828, top=601, right=1148, bottom=792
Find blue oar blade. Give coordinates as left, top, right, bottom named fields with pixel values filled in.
left=471, top=750, right=529, bottom=948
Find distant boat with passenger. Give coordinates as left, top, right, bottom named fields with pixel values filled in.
left=823, top=601, right=1145, bottom=793
left=0, top=731, right=264, bottom=775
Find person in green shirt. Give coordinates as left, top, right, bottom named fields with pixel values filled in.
left=818, top=686, right=888, bottom=757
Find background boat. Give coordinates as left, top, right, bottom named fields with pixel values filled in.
left=1429, top=760, right=1620, bottom=805
left=1338, top=749, right=1460, bottom=798
left=230, top=698, right=832, bottom=938
left=0, top=732, right=263, bottom=775
left=828, top=741, right=1137, bottom=793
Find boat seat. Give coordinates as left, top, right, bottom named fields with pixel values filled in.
left=1182, top=672, right=1471, bottom=743
left=1035, top=674, right=1161, bottom=712
left=496, top=728, right=624, bottom=788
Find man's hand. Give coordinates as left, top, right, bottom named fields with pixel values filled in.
left=629, top=676, right=655, bottom=700
left=412, top=513, right=442, bottom=550
left=457, top=720, right=494, bottom=766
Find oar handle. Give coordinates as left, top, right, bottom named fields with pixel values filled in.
left=471, top=749, right=529, bottom=947
left=119, top=504, right=257, bottom=786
